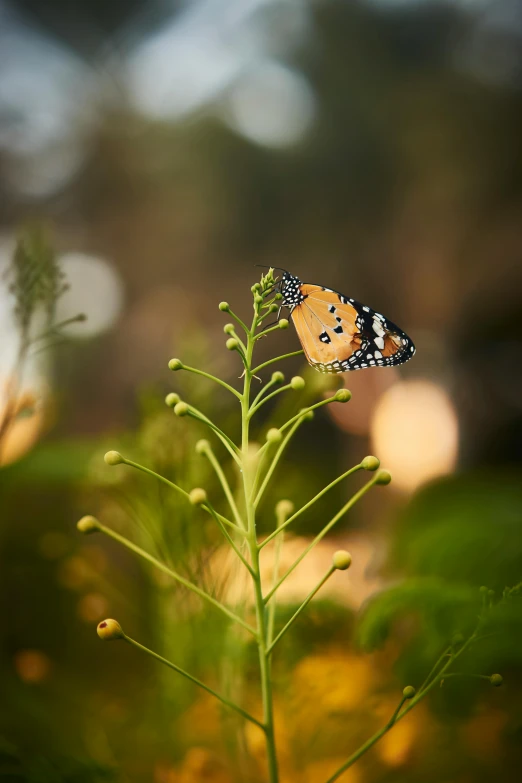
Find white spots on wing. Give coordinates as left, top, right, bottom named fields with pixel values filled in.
left=374, top=336, right=385, bottom=350
left=374, top=350, right=382, bottom=359
left=363, top=306, right=370, bottom=312
left=372, top=318, right=385, bottom=338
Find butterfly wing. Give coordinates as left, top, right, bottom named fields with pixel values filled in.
left=290, top=284, right=415, bottom=373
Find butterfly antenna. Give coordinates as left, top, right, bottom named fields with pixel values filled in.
left=255, top=264, right=289, bottom=274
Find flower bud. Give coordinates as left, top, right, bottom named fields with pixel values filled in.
left=97, top=619, right=124, bottom=641
left=375, top=470, right=392, bottom=486
left=77, top=515, right=100, bottom=535
left=195, top=439, right=211, bottom=455
left=299, top=408, right=314, bottom=421
left=271, top=371, right=285, bottom=384
left=189, top=488, right=207, bottom=506
left=165, top=392, right=180, bottom=408
left=254, top=294, right=263, bottom=305
left=168, top=358, right=183, bottom=371
left=251, top=283, right=261, bottom=293
left=174, top=402, right=189, bottom=417
left=266, top=428, right=283, bottom=444
left=226, top=338, right=239, bottom=351
left=278, top=319, right=289, bottom=330
left=332, top=550, right=352, bottom=571
left=275, top=292, right=283, bottom=301
left=290, top=376, right=305, bottom=391
left=361, top=456, right=380, bottom=471
left=219, top=302, right=230, bottom=312
left=269, top=304, right=278, bottom=313
left=402, top=685, right=416, bottom=699
left=490, top=673, right=503, bottom=687
left=275, top=499, right=294, bottom=518
left=334, top=389, right=352, bottom=403
left=223, top=323, right=235, bottom=335
left=104, top=450, right=124, bottom=466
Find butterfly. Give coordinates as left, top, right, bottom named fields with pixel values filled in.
left=274, top=270, right=416, bottom=373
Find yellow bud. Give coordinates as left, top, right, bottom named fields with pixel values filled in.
left=332, top=550, right=352, bottom=570
left=174, top=402, right=189, bottom=417
left=271, top=371, right=285, bottom=384
left=223, top=323, right=235, bottom=335
left=104, top=451, right=124, bottom=466
left=266, top=428, right=283, bottom=444
left=189, top=488, right=207, bottom=506
left=375, top=470, right=392, bottom=485
left=195, top=439, right=210, bottom=455
left=402, top=685, right=416, bottom=699
left=219, top=302, right=230, bottom=312
left=275, top=499, right=294, bottom=518
left=279, top=319, right=289, bottom=330
left=275, top=292, right=283, bottom=301
left=361, top=456, right=380, bottom=471
left=168, top=358, right=183, bottom=371
left=490, top=674, right=503, bottom=687
left=334, top=388, right=351, bottom=403
left=165, top=393, right=180, bottom=408
left=77, top=515, right=100, bottom=534
left=97, top=619, right=124, bottom=641
left=226, top=338, right=239, bottom=351
left=290, top=376, right=305, bottom=391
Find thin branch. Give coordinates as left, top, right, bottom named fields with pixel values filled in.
left=264, top=476, right=379, bottom=603
left=259, top=464, right=363, bottom=550
left=266, top=566, right=335, bottom=655
left=201, top=445, right=245, bottom=530
left=124, top=634, right=264, bottom=729
left=253, top=416, right=308, bottom=508
left=95, top=520, right=257, bottom=637
left=186, top=406, right=241, bottom=465
left=251, top=350, right=304, bottom=376
left=248, top=383, right=292, bottom=418
left=178, top=364, right=242, bottom=400
left=206, top=501, right=254, bottom=576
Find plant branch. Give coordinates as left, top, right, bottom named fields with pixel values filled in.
left=200, top=444, right=245, bottom=530
left=253, top=416, right=308, bottom=508
left=248, top=383, right=293, bottom=418
left=177, top=364, right=242, bottom=400
left=123, top=634, right=264, bottom=729
left=252, top=350, right=304, bottom=376
left=95, top=520, right=257, bottom=636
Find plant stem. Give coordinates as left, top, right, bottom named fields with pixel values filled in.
left=252, top=350, right=304, bottom=376
left=241, top=303, right=279, bottom=783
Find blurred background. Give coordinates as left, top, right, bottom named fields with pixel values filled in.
left=1, top=0, right=522, bottom=781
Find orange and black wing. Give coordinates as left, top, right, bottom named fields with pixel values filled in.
left=290, top=284, right=415, bottom=373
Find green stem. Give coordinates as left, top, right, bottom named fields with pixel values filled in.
left=251, top=375, right=282, bottom=409
left=186, top=406, right=241, bottom=464
left=206, top=502, right=254, bottom=576
left=265, top=476, right=378, bottom=603
left=260, top=464, right=363, bottom=550
left=177, top=364, right=242, bottom=400
left=96, top=520, right=257, bottom=637
left=253, top=417, right=308, bottom=508
left=266, top=566, right=336, bottom=655
left=267, top=507, right=288, bottom=646
left=325, top=632, right=479, bottom=783
left=252, top=350, right=304, bottom=376
left=226, top=307, right=250, bottom=336
left=124, top=634, right=263, bottom=729
left=279, top=396, right=338, bottom=434
left=202, top=445, right=245, bottom=530
left=241, top=302, right=279, bottom=783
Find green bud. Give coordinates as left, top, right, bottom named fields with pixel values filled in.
left=332, top=550, right=352, bottom=571
left=104, top=450, right=124, bottom=466
left=290, top=376, right=305, bottom=391
left=402, top=685, right=416, bottom=699
left=490, top=673, right=503, bottom=687
left=174, top=402, right=189, bottom=417
left=269, top=303, right=279, bottom=313
left=479, top=586, right=489, bottom=596
left=279, top=318, right=289, bottom=330
left=334, top=389, right=352, bottom=403
left=226, top=338, right=239, bottom=351
left=275, top=499, right=294, bottom=518
left=165, top=392, right=180, bottom=408
left=251, top=283, right=261, bottom=293
left=361, top=456, right=380, bottom=471
left=189, top=488, right=207, bottom=506
left=275, top=292, right=283, bottom=301
left=168, top=358, right=183, bottom=371
left=299, top=408, right=314, bottom=421
left=195, top=439, right=211, bottom=455
left=223, top=323, right=235, bottom=335
left=375, top=470, right=392, bottom=485
left=77, top=515, right=100, bottom=535
left=97, top=619, right=124, bottom=641
left=219, top=302, right=230, bottom=312
left=266, top=428, right=283, bottom=444
left=271, top=371, right=285, bottom=384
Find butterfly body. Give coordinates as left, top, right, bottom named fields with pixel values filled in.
left=278, top=271, right=415, bottom=373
